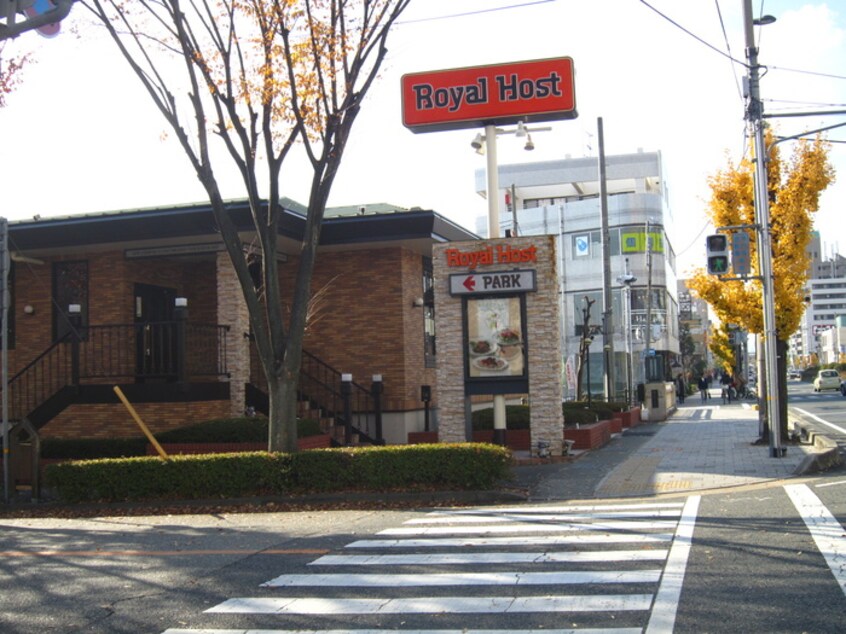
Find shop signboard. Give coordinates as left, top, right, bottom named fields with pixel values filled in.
left=449, top=270, right=536, bottom=296
left=401, top=57, right=576, bottom=133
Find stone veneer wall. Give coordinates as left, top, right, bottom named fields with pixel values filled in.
left=217, top=251, right=250, bottom=417
left=433, top=235, right=564, bottom=455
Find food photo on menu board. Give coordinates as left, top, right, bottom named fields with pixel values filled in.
left=466, top=297, right=525, bottom=377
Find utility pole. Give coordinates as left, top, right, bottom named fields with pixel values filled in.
left=743, top=0, right=783, bottom=457
left=644, top=218, right=654, bottom=380
left=598, top=118, right=614, bottom=400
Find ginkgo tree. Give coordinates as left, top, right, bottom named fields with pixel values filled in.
left=708, top=324, right=735, bottom=376
left=80, top=0, right=412, bottom=452
left=688, top=129, right=834, bottom=439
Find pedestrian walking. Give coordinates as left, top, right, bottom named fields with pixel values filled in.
left=720, top=373, right=733, bottom=404
left=698, top=376, right=709, bottom=402
left=677, top=375, right=686, bottom=404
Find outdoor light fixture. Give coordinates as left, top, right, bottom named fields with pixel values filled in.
left=411, top=297, right=425, bottom=308
left=753, top=14, right=776, bottom=26
left=470, top=133, right=484, bottom=151
left=524, top=134, right=535, bottom=151
left=515, top=121, right=528, bottom=138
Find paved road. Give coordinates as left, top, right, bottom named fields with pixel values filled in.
left=1, top=394, right=845, bottom=632
left=788, top=379, right=846, bottom=454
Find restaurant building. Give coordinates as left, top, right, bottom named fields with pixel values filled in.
left=4, top=199, right=477, bottom=445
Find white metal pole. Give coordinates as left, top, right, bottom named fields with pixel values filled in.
left=485, top=124, right=500, bottom=240
left=483, top=124, right=507, bottom=444
left=743, top=0, right=782, bottom=457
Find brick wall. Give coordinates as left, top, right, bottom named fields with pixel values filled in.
left=285, top=247, right=435, bottom=412
left=41, top=400, right=231, bottom=440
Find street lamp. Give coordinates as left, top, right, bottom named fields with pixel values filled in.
left=617, top=263, right=637, bottom=405
left=473, top=120, right=551, bottom=239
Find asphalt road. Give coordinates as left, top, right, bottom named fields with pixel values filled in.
left=2, top=472, right=845, bottom=633
left=1, top=382, right=844, bottom=633
left=788, top=379, right=846, bottom=453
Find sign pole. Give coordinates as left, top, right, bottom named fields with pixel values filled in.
left=484, top=125, right=508, bottom=445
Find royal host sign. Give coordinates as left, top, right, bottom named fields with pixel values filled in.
left=401, top=57, right=576, bottom=133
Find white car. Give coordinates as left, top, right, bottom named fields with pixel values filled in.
left=813, top=369, right=841, bottom=392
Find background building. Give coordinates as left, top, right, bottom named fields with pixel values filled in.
left=475, top=150, right=680, bottom=401
left=789, top=233, right=846, bottom=365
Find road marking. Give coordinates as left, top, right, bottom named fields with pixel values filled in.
left=793, top=407, right=846, bottom=435
left=162, top=627, right=642, bottom=634
left=378, top=519, right=677, bottom=535
left=816, top=480, right=846, bottom=489
left=406, top=509, right=683, bottom=523
left=262, top=569, right=662, bottom=587
left=347, top=532, right=673, bottom=548
left=784, top=484, right=846, bottom=597
left=310, top=549, right=670, bottom=566
left=645, top=495, right=701, bottom=634
left=207, top=593, right=655, bottom=614
left=457, top=503, right=685, bottom=513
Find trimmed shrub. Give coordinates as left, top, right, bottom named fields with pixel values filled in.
left=41, top=437, right=147, bottom=460
left=44, top=443, right=512, bottom=504
left=471, top=405, right=530, bottom=430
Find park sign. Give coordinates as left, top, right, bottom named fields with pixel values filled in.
left=401, top=57, right=576, bottom=133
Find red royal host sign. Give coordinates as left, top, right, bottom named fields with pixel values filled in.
left=401, top=57, right=576, bottom=133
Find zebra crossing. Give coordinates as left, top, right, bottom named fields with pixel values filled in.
left=162, top=496, right=700, bottom=634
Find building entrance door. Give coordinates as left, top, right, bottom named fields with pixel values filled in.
left=134, top=283, right=177, bottom=381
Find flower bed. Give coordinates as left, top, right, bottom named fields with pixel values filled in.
left=613, top=407, right=642, bottom=429
left=563, top=419, right=612, bottom=450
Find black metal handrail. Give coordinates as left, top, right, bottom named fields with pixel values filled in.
left=249, top=345, right=382, bottom=444
left=299, top=350, right=380, bottom=444
left=3, top=322, right=229, bottom=424
left=6, top=334, right=73, bottom=422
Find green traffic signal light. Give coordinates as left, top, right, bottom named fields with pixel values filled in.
left=708, top=255, right=729, bottom=274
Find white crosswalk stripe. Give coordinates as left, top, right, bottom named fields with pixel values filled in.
left=162, top=497, right=701, bottom=633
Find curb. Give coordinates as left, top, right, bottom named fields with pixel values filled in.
left=791, top=419, right=844, bottom=475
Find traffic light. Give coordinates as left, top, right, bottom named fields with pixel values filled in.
left=706, top=234, right=729, bottom=275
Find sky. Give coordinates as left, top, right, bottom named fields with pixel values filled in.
left=1, top=0, right=844, bottom=276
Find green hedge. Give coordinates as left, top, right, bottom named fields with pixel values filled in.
left=471, top=406, right=530, bottom=430
left=41, top=417, right=324, bottom=460
left=44, top=443, right=512, bottom=504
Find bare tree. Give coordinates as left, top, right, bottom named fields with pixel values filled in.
left=0, top=41, right=29, bottom=107
left=81, top=0, right=412, bottom=451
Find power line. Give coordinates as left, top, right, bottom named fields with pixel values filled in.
left=768, top=66, right=846, bottom=81
left=714, top=0, right=743, bottom=104
left=638, top=0, right=747, bottom=68
left=397, top=0, right=557, bottom=25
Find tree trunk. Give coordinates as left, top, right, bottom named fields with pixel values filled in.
left=267, top=371, right=299, bottom=453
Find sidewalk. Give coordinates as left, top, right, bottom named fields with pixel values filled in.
left=513, top=397, right=820, bottom=501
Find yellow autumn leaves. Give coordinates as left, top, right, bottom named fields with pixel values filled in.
left=688, top=129, right=834, bottom=363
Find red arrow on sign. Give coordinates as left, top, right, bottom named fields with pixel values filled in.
left=463, top=275, right=476, bottom=292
